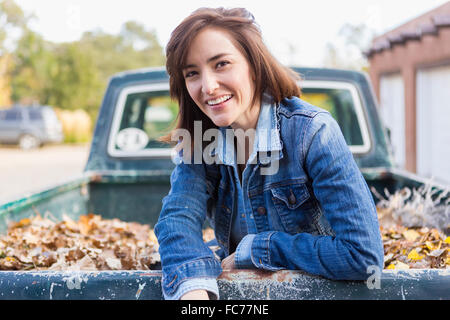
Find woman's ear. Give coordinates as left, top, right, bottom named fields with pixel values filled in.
left=251, top=69, right=256, bottom=81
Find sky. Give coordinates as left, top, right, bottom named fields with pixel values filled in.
left=13, top=0, right=450, bottom=67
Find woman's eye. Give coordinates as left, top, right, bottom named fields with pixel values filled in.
left=184, top=71, right=197, bottom=78
left=216, top=61, right=229, bottom=68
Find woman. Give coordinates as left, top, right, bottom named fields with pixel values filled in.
left=155, top=7, right=384, bottom=300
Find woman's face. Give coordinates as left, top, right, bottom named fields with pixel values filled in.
left=183, top=27, right=260, bottom=129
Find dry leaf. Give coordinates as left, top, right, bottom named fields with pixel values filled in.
left=427, top=248, right=446, bottom=258
left=402, top=229, right=420, bottom=242
left=395, top=261, right=410, bottom=270
left=407, top=249, right=424, bottom=261
left=105, top=257, right=122, bottom=269
left=0, top=214, right=160, bottom=271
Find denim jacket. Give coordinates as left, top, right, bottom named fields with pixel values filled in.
left=154, top=95, right=384, bottom=299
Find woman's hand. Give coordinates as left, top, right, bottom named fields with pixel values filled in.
left=180, top=289, right=210, bottom=300
left=221, top=252, right=236, bottom=270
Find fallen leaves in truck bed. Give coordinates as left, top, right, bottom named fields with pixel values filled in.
left=1, top=191, right=449, bottom=271
left=380, top=224, right=449, bottom=269
left=374, top=185, right=450, bottom=269
left=0, top=214, right=161, bottom=271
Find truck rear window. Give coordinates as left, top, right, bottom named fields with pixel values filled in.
left=302, top=88, right=363, bottom=146
left=300, top=80, right=371, bottom=154
left=119, top=91, right=176, bottom=146
left=108, top=84, right=178, bottom=157
left=108, top=81, right=371, bottom=157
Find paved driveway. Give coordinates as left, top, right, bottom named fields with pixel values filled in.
left=0, top=144, right=90, bottom=204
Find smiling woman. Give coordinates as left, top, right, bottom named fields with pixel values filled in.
left=154, top=7, right=384, bottom=301
left=160, top=7, right=300, bottom=150
left=182, top=28, right=259, bottom=130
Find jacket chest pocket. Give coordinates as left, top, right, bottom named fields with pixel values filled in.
left=270, top=183, right=317, bottom=234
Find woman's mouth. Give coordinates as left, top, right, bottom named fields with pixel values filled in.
left=206, top=95, right=233, bottom=109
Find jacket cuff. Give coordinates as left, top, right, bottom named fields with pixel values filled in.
left=235, top=234, right=256, bottom=269
left=163, top=278, right=219, bottom=300
left=162, top=257, right=222, bottom=296
left=251, top=231, right=284, bottom=271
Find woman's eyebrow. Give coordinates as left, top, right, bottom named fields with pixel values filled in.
left=182, top=53, right=231, bottom=70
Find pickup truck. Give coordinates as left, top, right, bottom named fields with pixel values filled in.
left=0, top=67, right=448, bottom=300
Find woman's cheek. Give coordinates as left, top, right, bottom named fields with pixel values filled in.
left=186, top=80, right=198, bottom=96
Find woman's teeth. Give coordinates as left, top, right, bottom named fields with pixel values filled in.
left=207, top=95, right=232, bottom=106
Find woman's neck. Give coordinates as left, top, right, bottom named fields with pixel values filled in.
left=230, top=99, right=261, bottom=132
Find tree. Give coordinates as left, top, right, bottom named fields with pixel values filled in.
left=0, top=54, right=12, bottom=107
left=72, top=21, right=165, bottom=119
left=0, top=0, right=30, bottom=54
left=323, top=23, right=376, bottom=71
left=10, top=29, right=55, bottom=104
left=3, top=0, right=166, bottom=121
left=78, top=21, right=165, bottom=83
left=47, top=43, right=103, bottom=115
left=0, top=0, right=32, bottom=106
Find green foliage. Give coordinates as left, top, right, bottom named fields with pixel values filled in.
left=78, top=22, right=165, bottom=84
left=10, top=30, right=54, bottom=103
left=323, top=23, right=375, bottom=71
left=2, top=0, right=166, bottom=125
left=46, top=43, right=103, bottom=114
left=0, top=0, right=29, bottom=54
left=0, top=0, right=32, bottom=105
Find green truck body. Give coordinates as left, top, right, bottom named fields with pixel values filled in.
left=1, top=67, right=448, bottom=300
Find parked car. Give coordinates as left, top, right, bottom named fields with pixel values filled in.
left=0, top=105, right=64, bottom=149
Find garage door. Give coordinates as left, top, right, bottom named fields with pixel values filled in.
left=379, top=73, right=405, bottom=168
left=416, top=64, right=450, bottom=184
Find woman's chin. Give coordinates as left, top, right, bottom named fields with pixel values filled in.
left=211, top=117, right=233, bottom=128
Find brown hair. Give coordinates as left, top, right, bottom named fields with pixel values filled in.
left=159, top=7, right=301, bottom=146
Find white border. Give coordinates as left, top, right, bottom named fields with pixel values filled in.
left=107, top=80, right=371, bottom=158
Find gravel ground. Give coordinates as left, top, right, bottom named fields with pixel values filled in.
left=0, top=143, right=90, bottom=204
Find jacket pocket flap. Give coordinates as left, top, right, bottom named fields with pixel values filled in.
left=270, top=183, right=310, bottom=209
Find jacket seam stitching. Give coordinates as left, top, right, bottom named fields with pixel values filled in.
left=248, top=178, right=307, bottom=196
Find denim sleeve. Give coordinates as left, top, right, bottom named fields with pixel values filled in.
left=235, top=234, right=256, bottom=269
left=154, top=162, right=222, bottom=297
left=248, top=112, right=384, bottom=280
left=163, top=278, right=219, bottom=300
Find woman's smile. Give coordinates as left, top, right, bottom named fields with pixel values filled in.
left=206, top=94, right=233, bottom=111
left=183, top=27, right=260, bottom=130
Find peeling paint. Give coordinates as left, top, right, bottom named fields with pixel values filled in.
left=135, top=282, right=146, bottom=299
left=218, top=269, right=299, bottom=283
left=63, top=273, right=89, bottom=290
left=49, top=282, right=62, bottom=299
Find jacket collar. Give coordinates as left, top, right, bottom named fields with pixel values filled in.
left=214, top=93, right=283, bottom=166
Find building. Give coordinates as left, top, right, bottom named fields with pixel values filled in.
left=366, top=2, right=450, bottom=184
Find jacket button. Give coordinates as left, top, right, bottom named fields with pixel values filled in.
left=288, top=190, right=296, bottom=205
left=257, top=207, right=267, bottom=215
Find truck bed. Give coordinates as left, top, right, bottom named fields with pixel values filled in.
left=1, top=170, right=448, bottom=300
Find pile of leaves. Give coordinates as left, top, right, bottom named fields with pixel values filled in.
left=2, top=183, right=450, bottom=271
left=374, top=186, right=450, bottom=269
left=380, top=224, right=449, bottom=269
left=0, top=214, right=160, bottom=271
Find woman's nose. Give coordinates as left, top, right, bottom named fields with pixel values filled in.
left=201, top=73, right=219, bottom=95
